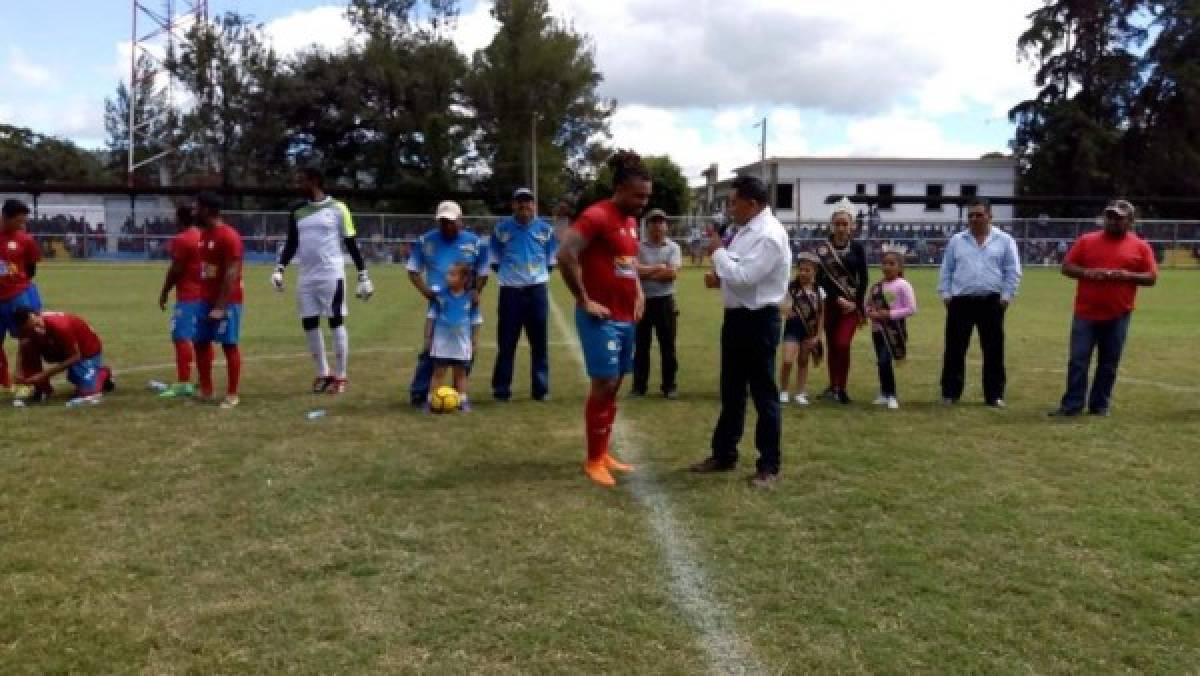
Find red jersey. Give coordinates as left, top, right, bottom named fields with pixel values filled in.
left=0, top=228, right=41, bottom=301
left=169, top=226, right=204, bottom=302
left=199, top=222, right=244, bottom=305
left=1065, top=230, right=1158, bottom=321
left=31, top=312, right=103, bottom=361
left=572, top=200, right=641, bottom=322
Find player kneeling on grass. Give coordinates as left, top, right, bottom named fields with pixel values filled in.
left=11, top=307, right=114, bottom=405
left=272, top=167, right=373, bottom=395
left=424, top=262, right=481, bottom=412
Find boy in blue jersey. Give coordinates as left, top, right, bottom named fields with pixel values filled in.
left=489, top=187, right=557, bottom=401
left=425, top=262, right=482, bottom=411
left=406, top=200, right=489, bottom=406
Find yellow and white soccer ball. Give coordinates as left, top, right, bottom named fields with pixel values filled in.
left=430, top=386, right=460, bottom=414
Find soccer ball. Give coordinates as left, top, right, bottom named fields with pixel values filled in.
left=430, top=386, right=460, bottom=414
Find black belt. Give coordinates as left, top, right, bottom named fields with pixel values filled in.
left=725, top=305, right=779, bottom=316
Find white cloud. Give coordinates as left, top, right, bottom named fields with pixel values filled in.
left=838, top=112, right=994, bottom=158
left=263, top=5, right=357, bottom=56
left=454, top=2, right=500, bottom=57
left=7, top=47, right=55, bottom=89
left=0, top=97, right=107, bottom=146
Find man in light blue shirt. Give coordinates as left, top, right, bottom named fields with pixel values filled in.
left=406, top=200, right=489, bottom=406
left=938, top=198, right=1022, bottom=407
left=489, top=188, right=556, bottom=401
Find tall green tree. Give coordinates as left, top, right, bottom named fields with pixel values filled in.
left=1008, top=0, right=1145, bottom=213
left=1122, top=0, right=1200, bottom=216
left=577, top=153, right=690, bottom=218
left=465, top=0, right=613, bottom=208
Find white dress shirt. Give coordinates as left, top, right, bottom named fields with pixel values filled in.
left=712, top=207, right=793, bottom=310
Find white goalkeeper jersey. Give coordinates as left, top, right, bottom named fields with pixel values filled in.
left=291, top=197, right=356, bottom=281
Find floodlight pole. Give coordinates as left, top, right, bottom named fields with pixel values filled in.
left=531, top=112, right=538, bottom=206
left=755, top=117, right=767, bottom=182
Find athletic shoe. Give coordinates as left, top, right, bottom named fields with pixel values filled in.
left=779, top=392, right=791, bottom=404
left=872, top=395, right=889, bottom=406
left=312, top=376, right=334, bottom=394
left=986, top=399, right=1006, bottom=409
left=219, top=395, right=240, bottom=409
left=327, top=378, right=348, bottom=395
left=748, top=472, right=779, bottom=490
left=604, top=453, right=634, bottom=473
left=100, top=367, right=114, bottom=393
left=15, top=388, right=49, bottom=406
left=65, top=393, right=103, bottom=408
left=794, top=393, right=809, bottom=406
left=158, top=382, right=195, bottom=399
left=887, top=396, right=899, bottom=410
left=583, top=461, right=616, bottom=487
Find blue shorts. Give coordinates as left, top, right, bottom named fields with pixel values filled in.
left=575, top=308, right=635, bottom=380
left=67, top=354, right=106, bottom=393
left=0, top=285, right=43, bottom=338
left=195, top=303, right=242, bottom=345
left=171, top=301, right=205, bottom=342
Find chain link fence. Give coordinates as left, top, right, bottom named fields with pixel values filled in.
left=24, top=209, right=1200, bottom=268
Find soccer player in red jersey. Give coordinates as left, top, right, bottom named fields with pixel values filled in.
left=556, top=150, right=650, bottom=487
left=0, top=199, right=43, bottom=394
left=12, top=308, right=114, bottom=404
left=156, top=203, right=204, bottom=398
left=194, top=192, right=245, bottom=409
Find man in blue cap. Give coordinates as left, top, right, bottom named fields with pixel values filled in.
left=489, top=188, right=557, bottom=401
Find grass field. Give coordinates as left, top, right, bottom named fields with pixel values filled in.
left=2, top=263, right=1199, bottom=673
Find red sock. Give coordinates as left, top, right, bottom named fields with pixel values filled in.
left=603, top=399, right=618, bottom=455
left=0, top=346, right=9, bottom=388
left=222, top=344, right=241, bottom=396
left=585, top=394, right=610, bottom=462
left=174, top=340, right=194, bottom=383
left=196, top=342, right=214, bottom=396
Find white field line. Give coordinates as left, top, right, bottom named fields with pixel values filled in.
left=548, top=300, right=766, bottom=676
left=903, top=354, right=1200, bottom=394
left=112, top=342, right=571, bottom=377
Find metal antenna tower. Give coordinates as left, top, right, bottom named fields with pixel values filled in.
left=127, top=0, right=208, bottom=185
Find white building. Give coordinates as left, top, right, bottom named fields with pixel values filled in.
left=728, top=156, right=1017, bottom=222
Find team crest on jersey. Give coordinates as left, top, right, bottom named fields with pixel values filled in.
left=6, top=241, right=16, bottom=251
left=207, top=241, right=215, bottom=250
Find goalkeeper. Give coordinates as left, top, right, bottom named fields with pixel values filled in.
left=272, top=167, right=374, bottom=394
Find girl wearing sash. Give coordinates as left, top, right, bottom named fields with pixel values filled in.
left=815, top=199, right=869, bottom=404
left=866, top=251, right=917, bottom=409
left=779, top=254, right=824, bottom=406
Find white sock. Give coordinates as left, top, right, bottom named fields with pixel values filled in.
left=306, top=328, right=329, bottom=377
left=332, top=325, right=349, bottom=379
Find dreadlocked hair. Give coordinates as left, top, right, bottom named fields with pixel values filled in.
left=608, top=149, right=650, bottom=188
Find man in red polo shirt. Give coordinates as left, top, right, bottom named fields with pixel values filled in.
left=557, top=150, right=649, bottom=487
left=1050, top=200, right=1158, bottom=417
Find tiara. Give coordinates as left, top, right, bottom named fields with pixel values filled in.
left=881, top=243, right=909, bottom=255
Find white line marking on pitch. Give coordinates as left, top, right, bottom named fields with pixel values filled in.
left=548, top=299, right=765, bottom=676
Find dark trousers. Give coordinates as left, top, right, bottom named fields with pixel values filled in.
left=711, top=307, right=782, bottom=474
left=940, top=294, right=1007, bottom=402
left=1061, top=313, right=1132, bottom=413
left=871, top=331, right=897, bottom=397
left=491, top=284, right=549, bottom=400
left=632, top=295, right=678, bottom=395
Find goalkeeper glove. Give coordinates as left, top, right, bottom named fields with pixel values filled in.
left=356, top=270, right=374, bottom=300
left=271, top=265, right=285, bottom=291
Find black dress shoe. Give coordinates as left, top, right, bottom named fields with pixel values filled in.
left=690, top=457, right=736, bottom=473
left=1048, top=407, right=1082, bottom=417
left=835, top=389, right=852, bottom=405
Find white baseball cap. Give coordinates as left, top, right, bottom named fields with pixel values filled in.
left=435, top=200, right=462, bottom=221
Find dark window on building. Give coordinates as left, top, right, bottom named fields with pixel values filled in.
left=877, top=184, right=894, bottom=210
left=855, top=183, right=867, bottom=195
left=925, top=184, right=944, bottom=211
left=775, top=183, right=794, bottom=211
left=960, top=184, right=978, bottom=198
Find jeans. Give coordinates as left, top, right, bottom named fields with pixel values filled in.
left=1060, top=313, right=1132, bottom=413
left=632, top=295, right=678, bottom=395
left=710, top=306, right=782, bottom=475
left=872, top=331, right=896, bottom=397
left=491, top=284, right=549, bottom=400
left=940, top=294, right=1007, bottom=402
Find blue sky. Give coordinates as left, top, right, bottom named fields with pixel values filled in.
left=0, top=1, right=1040, bottom=181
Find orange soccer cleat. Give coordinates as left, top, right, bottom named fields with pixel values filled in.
left=583, top=460, right=616, bottom=487
left=603, top=453, right=635, bottom=473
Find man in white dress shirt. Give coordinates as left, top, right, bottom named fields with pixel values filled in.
left=690, top=175, right=793, bottom=489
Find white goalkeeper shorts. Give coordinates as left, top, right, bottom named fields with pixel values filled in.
left=297, top=277, right=347, bottom=319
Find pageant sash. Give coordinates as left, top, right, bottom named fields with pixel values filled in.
left=816, top=241, right=860, bottom=303
left=870, top=281, right=908, bottom=361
